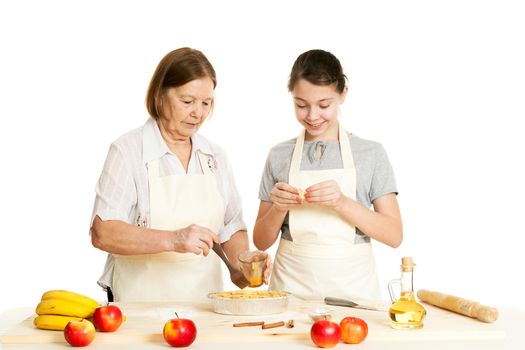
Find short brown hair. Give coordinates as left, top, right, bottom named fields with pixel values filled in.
left=146, top=48, right=217, bottom=119
left=288, top=49, right=347, bottom=93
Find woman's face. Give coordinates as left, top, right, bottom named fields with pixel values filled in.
left=158, top=77, right=214, bottom=139
left=291, top=79, right=347, bottom=141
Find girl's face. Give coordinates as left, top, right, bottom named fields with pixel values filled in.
left=158, top=77, right=214, bottom=139
left=291, top=79, right=347, bottom=141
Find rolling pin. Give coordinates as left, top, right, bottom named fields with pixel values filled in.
left=417, top=289, right=498, bottom=323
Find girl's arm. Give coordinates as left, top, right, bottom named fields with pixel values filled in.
left=253, top=201, right=286, bottom=250
left=337, top=193, right=402, bottom=247
left=253, top=183, right=302, bottom=250
left=305, top=181, right=402, bottom=248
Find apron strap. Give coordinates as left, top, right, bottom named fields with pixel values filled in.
left=338, top=125, right=354, bottom=169
left=290, top=129, right=306, bottom=174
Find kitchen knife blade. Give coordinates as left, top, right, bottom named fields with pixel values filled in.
left=324, top=297, right=386, bottom=312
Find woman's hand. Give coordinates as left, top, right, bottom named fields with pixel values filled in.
left=305, top=180, right=346, bottom=210
left=270, top=182, right=303, bottom=212
left=172, top=224, right=220, bottom=256
left=263, top=254, right=273, bottom=285
left=237, top=250, right=273, bottom=285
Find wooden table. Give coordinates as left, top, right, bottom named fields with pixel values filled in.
left=1, top=297, right=524, bottom=349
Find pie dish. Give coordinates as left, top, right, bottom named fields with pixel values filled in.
left=208, top=290, right=290, bottom=315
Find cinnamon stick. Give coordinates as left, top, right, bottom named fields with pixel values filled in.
left=262, top=321, right=285, bottom=329
left=233, top=321, right=265, bottom=327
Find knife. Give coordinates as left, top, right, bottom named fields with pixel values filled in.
left=324, top=297, right=386, bottom=312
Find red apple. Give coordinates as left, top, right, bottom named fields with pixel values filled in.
left=340, top=316, right=368, bottom=344
left=64, top=319, right=95, bottom=347
left=163, top=313, right=197, bottom=347
left=310, top=319, right=341, bottom=348
left=92, top=305, right=123, bottom=332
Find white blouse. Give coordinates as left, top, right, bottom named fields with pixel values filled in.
left=91, top=117, right=246, bottom=289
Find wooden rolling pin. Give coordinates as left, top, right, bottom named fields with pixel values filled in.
left=417, top=289, right=498, bottom=323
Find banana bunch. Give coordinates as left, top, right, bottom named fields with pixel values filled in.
left=34, top=290, right=101, bottom=330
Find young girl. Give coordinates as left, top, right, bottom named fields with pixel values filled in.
left=253, top=49, right=402, bottom=301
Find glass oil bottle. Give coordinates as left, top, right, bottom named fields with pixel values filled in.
left=388, top=257, right=426, bottom=329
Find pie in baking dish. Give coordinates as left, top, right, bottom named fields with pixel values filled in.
left=209, top=290, right=289, bottom=299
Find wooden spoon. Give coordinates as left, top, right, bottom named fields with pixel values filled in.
left=212, top=242, right=250, bottom=289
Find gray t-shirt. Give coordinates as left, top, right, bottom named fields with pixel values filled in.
left=258, top=134, right=398, bottom=243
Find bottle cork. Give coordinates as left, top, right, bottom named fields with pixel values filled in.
left=401, top=257, right=415, bottom=272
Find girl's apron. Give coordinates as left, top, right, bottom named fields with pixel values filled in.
left=269, top=126, right=381, bottom=301
left=112, top=151, right=224, bottom=301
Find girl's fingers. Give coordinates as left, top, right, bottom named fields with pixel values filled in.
left=305, top=190, right=339, bottom=203
left=275, top=182, right=300, bottom=194
left=306, top=189, right=334, bottom=199
left=276, top=192, right=300, bottom=201
left=272, top=189, right=301, bottom=203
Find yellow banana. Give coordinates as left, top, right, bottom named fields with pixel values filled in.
left=33, top=315, right=83, bottom=331
left=41, top=290, right=100, bottom=309
left=36, top=299, right=95, bottom=318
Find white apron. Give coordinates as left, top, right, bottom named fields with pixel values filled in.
left=112, top=151, right=224, bottom=302
left=269, top=126, right=381, bottom=301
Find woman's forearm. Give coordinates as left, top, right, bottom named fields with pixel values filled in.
left=221, top=230, right=249, bottom=270
left=334, top=194, right=403, bottom=248
left=90, top=216, right=174, bottom=255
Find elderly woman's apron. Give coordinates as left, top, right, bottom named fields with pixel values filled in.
left=112, top=152, right=224, bottom=301
left=269, top=126, right=381, bottom=301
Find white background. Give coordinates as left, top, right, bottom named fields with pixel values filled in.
left=1, top=0, right=524, bottom=315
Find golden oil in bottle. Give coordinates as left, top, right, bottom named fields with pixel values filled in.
left=388, top=257, right=427, bottom=329
left=389, top=291, right=427, bottom=329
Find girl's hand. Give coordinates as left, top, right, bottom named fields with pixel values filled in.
left=305, top=180, right=346, bottom=209
left=270, top=182, right=302, bottom=212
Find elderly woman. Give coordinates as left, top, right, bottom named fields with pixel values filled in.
left=90, top=48, right=268, bottom=302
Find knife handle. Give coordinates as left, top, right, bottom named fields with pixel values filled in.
left=324, top=297, right=356, bottom=307
left=212, top=242, right=235, bottom=274
left=417, top=289, right=498, bottom=323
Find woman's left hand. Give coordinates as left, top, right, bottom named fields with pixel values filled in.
left=304, top=180, right=346, bottom=209
left=263, top=254, right=273, bottom=285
